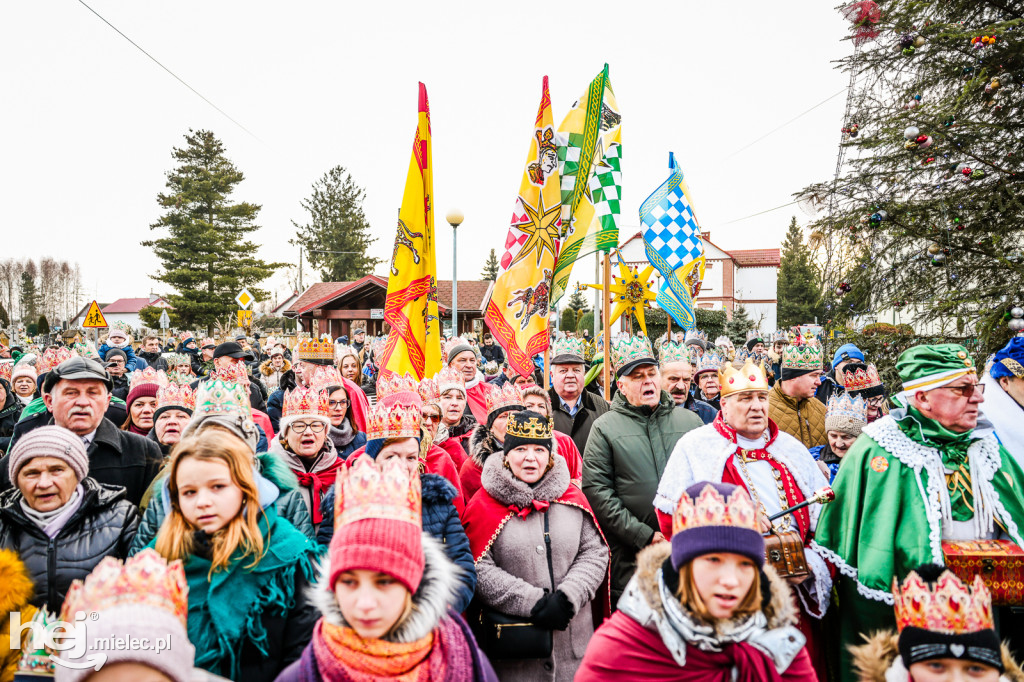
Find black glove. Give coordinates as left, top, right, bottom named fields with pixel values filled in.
left=530, top=589, right=575, bottom=631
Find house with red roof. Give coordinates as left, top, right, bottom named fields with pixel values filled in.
left=98, top=295, right=172, bottom=332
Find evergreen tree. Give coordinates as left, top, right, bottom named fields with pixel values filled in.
left=143, top=130, right=285, bottom=335
left=559, top=308, right=577, bottom=333
left=802, top=2, right=1024, bottom=354
left=37, top=315, right=49, bottom=335
left=777, top=217, right=823, bottom=327
left=578, top=312, right=595, bottom=337
left=138, top=305, right=179, bottom=330
left=565, top=287, right=591, bottom=315
left=724, top=305, right=754, bottom=345
left=480, top=249, right=499, bottom=281
left=18, top=270, right=38, bottom=322
left=292, top=165, right=381, bottom=281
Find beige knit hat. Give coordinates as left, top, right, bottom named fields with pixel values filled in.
left=8, top=426, right=89, bottom=483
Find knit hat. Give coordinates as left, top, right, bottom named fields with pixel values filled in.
left=825, top=393, right=868, bottom=436
left=104, top=347, right=127, bottom=365
left=328, top=456, right=424, bottom=593
left=55, top=549, right=195, bottom=682
left=8, top=425, right=89, bottom=483
left=502, top=410, right=553, bottom=455
left=744, top=336, right=764, bottom=352
left=106, top=328, right=128, bottom=344
left=125, top=367, right=169, bottom=410
left=446, top=337, right=475, bottom=365
left=895, top=344, right=976, bottom=406
left=671, top=482, right=765, bottom=571
left=11, top=362, right=36, bottom=384
left=990, top=337, right=1024, bottom=380
left=831, top=343, right=865, bottom=370
left=364, top=399, right=422, bottom=459
left=894, top=564, right=1003, bottom=672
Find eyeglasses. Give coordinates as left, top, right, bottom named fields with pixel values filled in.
left=291, top=421, right=326, bottom=433
left=943, top=383, right=985, bottom=398
left=421, top=413, right=441, bottom=423
left=106, top=359, right=125, bottom=366
left=328, top=399, right=349, bottom=408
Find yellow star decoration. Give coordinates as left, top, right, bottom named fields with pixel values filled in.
left=508, top=193, right=562, bottom=269
left=581, top=259, right=659, bottom=335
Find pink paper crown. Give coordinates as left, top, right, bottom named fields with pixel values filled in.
left=377, top=372, right=420, bottom=401
left=307, top=365, right=344, bottom=394
left=418, top=376, right=441, bottom=404
left=333, top=455, right=421, bottom=531
left=894, top=570, right=995, bottom=635
left=672, top=483, right=760, bottom=536
left=37, top=347, right=74, bottom=375
left=129, top=367, right=169, bottom=391
left=366, top=400, right=421, bottom=441
left=282, top=386, right=329, bottom=418
left=843, top=364, right=883, bottom=391
left=436, top=367, right=465, bottom=395
left=0, top=362, right=11, bottom=383
left=59, top=548, right=188, bottom=630
left=156, top=383, right=195, bottom=412
left=207, top=363, right=250, bottom=385
left=485, top=382, right=523, bottom=415
left=294, top=337, right=334, bottom=362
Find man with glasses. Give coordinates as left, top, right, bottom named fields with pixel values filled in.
left=103, top=349, right=131, bottom=400
left=814, top=344, right=1024, bottom=678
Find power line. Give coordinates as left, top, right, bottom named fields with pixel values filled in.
left=76, top=0, right=261, bottom=141
left=721, top=200, right=799, bottom=225
left=724, top=88, right=847, bottom=159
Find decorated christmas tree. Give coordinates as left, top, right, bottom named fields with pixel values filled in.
left=801, top=1, right=1023, bottom=355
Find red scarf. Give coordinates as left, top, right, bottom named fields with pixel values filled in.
left=293, top=456, right=345, bottom=524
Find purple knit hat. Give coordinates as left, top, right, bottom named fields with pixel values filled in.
left=8, top=425, right=89, bottom=483
left=670, top=481, right=765, bottom=570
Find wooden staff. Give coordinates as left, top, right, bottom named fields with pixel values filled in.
left=543, top=346, right=550, bottom=389
left=602, top=253, right=612, bottom=401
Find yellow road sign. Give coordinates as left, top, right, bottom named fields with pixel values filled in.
left=235, top=288, right=254, bottom=310
left=237, top=310, right=254, bottom=328
left=83, top=301, right=108, bottom=328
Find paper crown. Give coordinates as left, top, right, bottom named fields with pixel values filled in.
left=582, top=339, right=597, bottom=362
left=672, top=482, right=760, bottom=537
left=782, top=337, right=824, bottom=371
left=193, top=380, right=251, bottom=417
left=283, top=386, right=329, bottom=418
left=334, top=455, right=421, bottom=531
left=307, top=365, right=344, bottom=394
left=485, top=382, right=524, bottom=415
left=893, top=569, right=995, bottom=635
left=684, top=330, right=708, bottom=344
left=418, top=376, right=441, bottom=404
left=294, top=337, right=334, bottom=362
left=659, top=341, right=692, bottom=365
left=695, top=350, right=725, bottom=375
left=826, top=392, right=868, bottom=423
left=444, top=336, right=475, bottom=359
left=714, top=335, right=734, bottom=348
left=72, top=341, right=100, bottom=360
left=770, top=329, right=791, bottom=344
left=164, top=353, right=189, bottom=368
left=551, top=336, right=587, bottom=361
left=843, top=363, right=883, bottom=392
left=17, top=609, right=57, bottom=674
left=129, top=367, right=169, bottom=391
left=505, top=412, right=553, bottom=441
left=611, top=335, right=656, bottom=372
left=436, top=367, right=466, bottom=395
left=0, top=361, right=11, bottom=383
left=36, top=347, right=74, bottom=375
left=335, top=344, right=359, bottom=362
left=377, top=372, right=421, bottom=401
left=745, top=330, right=765, bottom=343
left=371, top=334, right=388, bottom=359
left=59, top=549, right=188, bottom=631
left=366, top=400, right=422, bottom=441
left=207, top=362, right=250, bottom=385
left=156, top=382, right=195, bottom=413
left=736, top=346, right=750, bottom=362
left=111, top=320, right=133, bottom=336
left=719, top=359, right=771, bottom=398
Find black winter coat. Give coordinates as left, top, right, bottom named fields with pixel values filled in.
left=0, top=379, right=21, bottom=455
left=0, top=418, right=162, bottom=507
left=0, top=477, right=139, bottom=612
left=266, top=369, right=298, bottom=433
left=548, top=386, right=610, bottom=457
left=5, top=400, right=128, bottom=454
left=136, top=351, right=169, bottom=372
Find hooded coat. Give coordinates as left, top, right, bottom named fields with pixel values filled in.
left=850, top=631, right=1024, bottom=682
left=259, top=357, right=292, bottom=393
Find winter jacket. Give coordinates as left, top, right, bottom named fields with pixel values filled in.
left=317, top=473, right=477, bottom=613
left=259, top=358, right=291, bottom=393
left=0, top=417, right=161, bottom=508
left=98, top=342, right=139, bottom=372
left=474, top=454, right=608, bottom=682
left=577, top=542, right=817, bottom=681
left=129, top=450, right=314, bottom=555
left=109, top=373, right=130, bottom=401
left=809, top=444, right=840, bottom=483
left=460, top=424, right=502, bottom=503
left=0, top=380, right=21, bottom=455
left=5, top=398, right=128, bottom=454
left=276, top=534, right=498, bottom=682
left=681, top=393, right=718, bottom=425
left=269, top=437, right=340, bottom=534
left=480, top=343, right=505, bottom=365
left=0, top=548, right=39, bottom=682
left=582, top=390, right=701, bottom=606
left=328, top=426, right=367, bottom=460
left=266, top=370, right=298, bottom=433
left=548, top=386, right=609, bottom=457
left=0, top=477, right=139, bottom=612
left=768, top=382, right=827, bottom=449
left=850, top=630, right=1024, bottom=682
left=136, top=350, right=169, bottom=372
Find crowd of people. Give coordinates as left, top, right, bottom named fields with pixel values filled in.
left=0, top=322, right=1023, bottom=682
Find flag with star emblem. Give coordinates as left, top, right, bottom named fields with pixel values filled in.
left=639, top=152, right=705, bottom=330
left=549, top=64, right=622, bottom=303
left=484, top=76, right=560, bottom=377
left=380, top=82, right=442, bottom=380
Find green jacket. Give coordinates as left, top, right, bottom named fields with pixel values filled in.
left=582, top=390, right=701, bottom=604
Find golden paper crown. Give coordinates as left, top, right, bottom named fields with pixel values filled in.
left=366, top=400, right=422, bottom=441
left=334, top=455, right=421, bottom=530
left=194, top=379, right=251, bottom=417
left=843, top=363, right=883, bottom=392
left=418, top=376, right=441, bottom=404
left=436, top=367, right=465, bottom=395
left=672, top=483, right=760, bottom=536
left=486, top=382, right=523, bottom=415
left=282, top=386, right=329, bottom=418
left=295, top=337, right=334, bottom=362
left=718, top=359, right=771, bottom=398
left=377, top=372, right=421, bottom=401
left=893, top=569, right=995, bottom=635
left=156, top=382, right=195, bottom=412
left=782, top=337, right=824, bottom=371
left=59, top=549, right=188, bottom=629
left=659, top=340, right=691, bottom=365
left=0, top=361, right=11, bottom=383
left=505, top=413, right=553, bottom=440
left=307, top=365, right=344, bottom=394
left=129, top=367, right=169, bottom=392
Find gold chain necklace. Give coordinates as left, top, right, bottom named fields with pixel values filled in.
left=735, top=447, right=791, bottom=532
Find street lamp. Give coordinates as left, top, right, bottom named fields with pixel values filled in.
left=445, top=209, right=464, bottom=337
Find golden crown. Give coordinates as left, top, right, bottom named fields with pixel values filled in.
left=156, top=382, right=195, bottom=412
left=129, top=367, right=169, bottom=391
left=376, top=372, right=421, bottom=401
left=843, top=363, right=883, bottom=392
left=194, top=380, right=251, bottom=417
left=659, top=340, right=691, bottom=365
left=718, top=359, right=771, bottom=398
left=307, top=365, right=344, bottom=394
left=485, top=382, right=524, bottom=415
left=894, top=569, right=995, bottom=635
left=672, top=483, right=760, bottom=537
left=334, top=455, right=421, bottom=531
left=282, top=386, right=329, bottom=418
left=505, top=412, right=553, bottom=440
left=418, top=376, right=441, bottom=404
left=781, top=337, right=823, bottom=371
left=295, top=337, right=334, bottom=362
left=59, top=549, right=188, bottom=630
left=436, top=367, right=465, bottom=395
left=366, top=400, right=421, bottom=441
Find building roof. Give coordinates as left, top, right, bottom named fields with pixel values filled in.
left=728, top=249, right=781, bottom=267
left=102, top=297, right=167, bottom=314
left=285, top=277, right=388, bottom=316
left=286, top=277, right=494, bottom=316
left=271, top=291, right=301, bottom=316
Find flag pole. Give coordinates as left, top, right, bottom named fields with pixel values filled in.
left=543, top=346, right=550, bottom=389
left=602, top=253, right=612, bottom=401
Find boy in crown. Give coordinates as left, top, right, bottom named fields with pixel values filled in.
left=769, top=338, right=827, bottom=449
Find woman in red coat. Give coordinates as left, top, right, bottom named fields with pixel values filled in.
left=577, top=481, right=817, bottom=682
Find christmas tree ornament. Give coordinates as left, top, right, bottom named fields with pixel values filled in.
left=914, top=35, right=926, bottom=47
left=927, top=243, right=941, bottom=255
left=902, top=46, right=915, bottom=56
left=931, top=253, right=947, bottom=266
left=837, top=282, right=853, bottom=294
left=903, top=126, right=920, bottom=140
left=899, top=33, right=915, bottom=49
left=1009, top=307, right=1024, bottom=334
left=916, top=134, right=933, bottom=148
left=842, top=123, right=860, bottom=137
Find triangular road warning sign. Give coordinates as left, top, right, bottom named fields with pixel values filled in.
left=82, top=301, right=108, bottom=328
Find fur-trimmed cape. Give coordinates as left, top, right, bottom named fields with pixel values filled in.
left=851, top=631, right=1024, bottom=682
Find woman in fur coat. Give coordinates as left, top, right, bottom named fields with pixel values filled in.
left=259, top=347, right=291, bottom=393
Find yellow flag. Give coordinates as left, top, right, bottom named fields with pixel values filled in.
left=484, top=76, right=560, bottom=377
left=380, top=83, right=442, bottom=380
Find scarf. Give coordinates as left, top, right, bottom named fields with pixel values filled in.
left=328, top=420, right=357, bottom=451
left=292, top=455, right=345, bottom=525
left=19, top=484, right=84, bottom=538
left=128, top=422, right=148, bottom=436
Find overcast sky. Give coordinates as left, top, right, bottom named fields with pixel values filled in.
left=2, top=1, right=851, bottom=308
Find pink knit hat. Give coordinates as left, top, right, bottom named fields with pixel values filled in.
left=8, top=426, right=89, bottom=483
left=328, top=456, right=424, bottom=592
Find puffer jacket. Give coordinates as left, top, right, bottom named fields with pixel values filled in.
left=0, top=380, right=21, bottom=455
left=582, top=390, right=701, bottom=606
left=317, top=472, right=477, bottom=613
left=259, top=358, right=291, bottom=393
left=769, top=382, right=827, bottom=449
left=98, top=341, right=139, bottom=372
left=128, top=451, right=314, bottom=555
left=0, top=477, right=139, bottom=612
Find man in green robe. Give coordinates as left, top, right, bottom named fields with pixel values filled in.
left=813, top=344, right=1024, bottom=680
